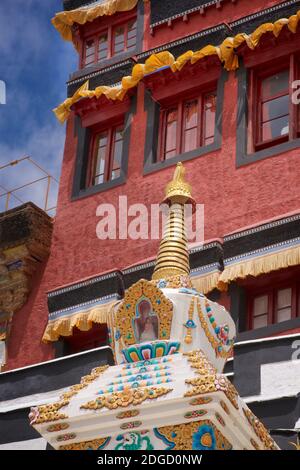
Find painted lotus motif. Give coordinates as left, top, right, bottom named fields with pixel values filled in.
left=192, top=424, right=216, bottom=450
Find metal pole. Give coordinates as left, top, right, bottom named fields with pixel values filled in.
left=0, top=156, right=30, bottom=172
left=5, top=192, right=10, bottom=210
left=0, top=184, right=23, bottom=206
left=44, top=176, right=51, bottom=211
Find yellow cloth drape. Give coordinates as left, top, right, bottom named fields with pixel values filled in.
left=191, top=271, right=220, bottom=295
left=42, top=300, right=118, bottom=342
left=217, top=245, right=300, bottom=291
left=53, top=80, right=89, bottom=124
left=52, top=0, right=139, bottom=42
left=54, top=9, right=300, bottom=123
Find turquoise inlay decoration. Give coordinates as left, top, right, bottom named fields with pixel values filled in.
left=154, top=429, right=176, bottom=450
left=122, top=341, right=180, bottom=363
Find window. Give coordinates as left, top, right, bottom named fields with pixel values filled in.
left=249, top=283, right=299, bottom=330
left=62, top=324, right=108, bottom=355
left=84, top=39, right=96, bottom=67
left=249, top=55, right=300, bottom=152
left=113, top=19, right=137, bottom=55
left=253, top=294, right=269, bottom=329
left=159, top=91, right=217, bottom=161
left=88, top=124, right=124, bottom=187
left=82, top=19, right=137, bottom=67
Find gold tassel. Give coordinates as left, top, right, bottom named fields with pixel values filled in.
left=218, top=245, right=300, bottom=291
left=192, top=271, right=220, bottom=295
left=42, top=300, right=119, bottom=342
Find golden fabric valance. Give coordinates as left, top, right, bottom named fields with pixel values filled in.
left=42, top=299, right=118, bottom=342
left=54, top=10, right=300, bottom=123
left=217, top=244, right=300, bottom=292
left=191, top=271, right=220, bottom=295
left=52, top=0, right=139, bottom=42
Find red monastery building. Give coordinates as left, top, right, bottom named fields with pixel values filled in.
left=0, top=0, right=300, bottom=450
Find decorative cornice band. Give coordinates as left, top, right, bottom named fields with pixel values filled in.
left=48, top=293, right=119, bottom=321
left=190, top=262, right=221, bottom=275
left=230, top=0, right=300, bottom=28
left=150, top=0, right=300, bottom=29
left=67, top=60, right=132, bottom=87
left=150, top=0, right=223, bottom=28
left=189, top=241, right=222, bottom=254
left=224, top=237, right=300, bottom=265
left=122, top=261, right=155, bottom=275
left=137, top=25, right=225, bottom=60
left=224, top=213, right=300, bottom=242
left=48, top=271, right=119, bottom=298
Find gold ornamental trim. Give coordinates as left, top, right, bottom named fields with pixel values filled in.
left=80, top=386, right=172, bottom=410
left=30, top=365, right=109, bottom=425
left=196, top=298, right=233, bottom=359
left=116, top=279, right=173, bottom=346
left=243, top=408, right=278, bottom=450
left=42, top=299, right=118, bottom=342
left=60, top=437, right=108, bottom=451
left=158, top=420, right=232, bottom=450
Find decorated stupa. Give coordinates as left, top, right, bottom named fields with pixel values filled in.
left=29, top=163, right=279, bottom=451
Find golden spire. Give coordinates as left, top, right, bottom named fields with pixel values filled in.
left=152, top=162, right=195, bottom=281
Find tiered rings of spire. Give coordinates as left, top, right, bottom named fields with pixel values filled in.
left=152, top=162, right=195, bottom=280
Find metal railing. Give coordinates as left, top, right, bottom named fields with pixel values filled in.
left=0, top=157, right=59, bottom=215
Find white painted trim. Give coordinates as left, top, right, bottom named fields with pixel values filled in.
left=273, top=428, right=300, bottom=432
left=243, top=392, right=299, bottom=404
left=235, top=332, right=300, bottom=347
left=0, top=372, right=234, bottom=413
left=0, top=387, right=69, bottom=413
left=225, top=372, right=234, bottom=377
left=0, top=345, right=112, bottom=376
left=0, top=437, right=47, bottom=450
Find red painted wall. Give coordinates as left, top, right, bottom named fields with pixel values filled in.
left=5, top=0, right=300, bottom=370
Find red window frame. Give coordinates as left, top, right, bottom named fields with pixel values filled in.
left=158, top=88, right=217, bottom=162
left=82, top=17, right=137, bottom=68
left=248, top=53, right=299, bottom=152
left=112, top=19, right=137, bottom=56
left=87, top=122, right=124, bottom=187
left=248, top=281, right=300, bottom=330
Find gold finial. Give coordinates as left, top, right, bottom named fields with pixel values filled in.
left=152, top=163, right=194, bottom=281
left=163, top=162, right=195, bottom=206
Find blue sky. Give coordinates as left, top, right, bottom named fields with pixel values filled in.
left=0, top=0, right=77, bottom=212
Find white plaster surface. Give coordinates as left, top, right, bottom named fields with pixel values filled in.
left=0, top=438, right=47, bottom=450
left=243, top=359, right=300, bottom=404
left=0, top=387, right=68, bottom=413
left=261, top=359, right=300, bottom=398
